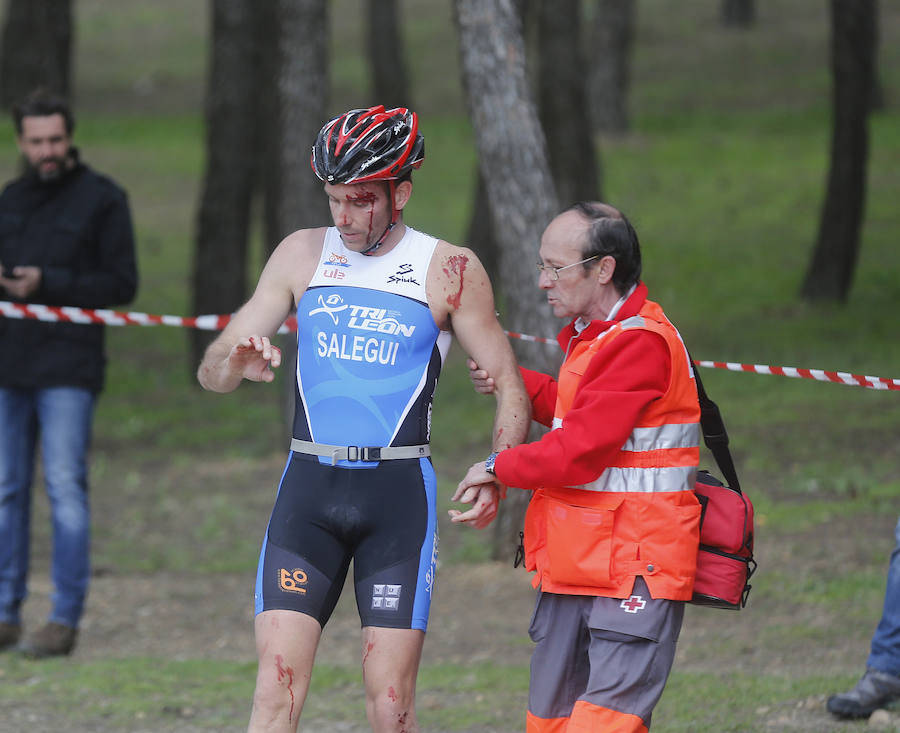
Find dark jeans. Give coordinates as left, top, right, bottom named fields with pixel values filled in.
left=868, top=516, right=900, bottom=677
left=0, top=386, right=95, bottom=628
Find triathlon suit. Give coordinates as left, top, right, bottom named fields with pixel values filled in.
left=254, top=226, right=452, bottom=631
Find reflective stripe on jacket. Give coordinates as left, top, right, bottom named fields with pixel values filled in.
left=523, top=299, right=702, bottom=600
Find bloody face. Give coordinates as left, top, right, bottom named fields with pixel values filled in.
left=324, top=181, right=393, bottom=252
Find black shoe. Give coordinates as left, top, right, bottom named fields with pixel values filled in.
left=827, top=667, right=900, bottom=719
left=18, top=622, right=78, bottom=659
left=0, top=622, right=21, bottom=651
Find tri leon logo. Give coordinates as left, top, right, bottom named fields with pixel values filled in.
left=309, top=293, right=416, bottom=337
left=279, top=568, right=308, bottom=595
left=308, top=293, right=349, bottom=324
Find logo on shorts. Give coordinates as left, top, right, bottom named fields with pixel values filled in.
left=620, top=595, right=646, bottom=614
left=371, top=584, right=402, bottom=611
left=279, top=568, right=308, bottom=595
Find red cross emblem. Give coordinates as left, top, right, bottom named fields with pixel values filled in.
left=620, top=595, right=646, bottom=613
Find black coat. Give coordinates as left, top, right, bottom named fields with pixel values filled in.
left=0, top=156, right=138, bottom=393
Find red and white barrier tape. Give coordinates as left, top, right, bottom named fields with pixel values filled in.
left=0, top=300, right=297, bottom=334
left=2, top=301, right=898, bottom=391
left=503, top=329, right=555, bottom=346
left=693, top=360, right=899, bottom=392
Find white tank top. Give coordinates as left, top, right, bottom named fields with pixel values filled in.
left=294, top=226, right=452, bottom=463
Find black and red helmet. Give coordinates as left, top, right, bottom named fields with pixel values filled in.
left=311, top=106, right=425, bottom=185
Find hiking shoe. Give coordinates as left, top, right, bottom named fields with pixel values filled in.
left=18, top=622, right=78, bottom=659
left=827, top=667, right=900, bottom=719
left=0, top=622, right=21, bottom=651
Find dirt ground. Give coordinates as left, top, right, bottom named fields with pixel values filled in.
left=6, top=553, right=900, bottom=733
left=2, top=456, right=899, bottom=732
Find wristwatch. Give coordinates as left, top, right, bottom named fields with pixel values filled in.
left=484, top=451, right=500, bottom=476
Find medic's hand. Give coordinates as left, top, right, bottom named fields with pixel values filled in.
left=466, top=357, right=495, bottom=395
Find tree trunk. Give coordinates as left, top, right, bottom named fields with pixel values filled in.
left=465, top=172, right=500, bottom=285
left=871, top=0, right=884, bottom=112
left=366, top=0, right=412, bottom=109
left=0, top=0, right=73, bottom=108
left=454, top=0, right=562, bottom=561
left=463, top=0, right=533, bottom=297
left=262, top=0, right=329, bottom=246
left=587, top=0, right=637, bottom=135
left=538, top=0, right=601, bottom=207
left=720, top=0, right=755, bottom=27
left=261, top=0, right=330, bottom=430
left=801, top=0, right=874, bottom=303
left=190, top=0, right=264, bottom=372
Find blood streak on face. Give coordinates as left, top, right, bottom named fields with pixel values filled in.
left=347, top=189, right=378, bottom=243
left=442, top=254, right=469, bottom=309
left=275, top=654, right=296, bottom=722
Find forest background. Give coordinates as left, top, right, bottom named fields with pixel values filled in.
left=0, top=1, right=899, bottom=731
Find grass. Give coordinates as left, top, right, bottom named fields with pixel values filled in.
left=0, top=655, right=257, bottom=728
left=0, top=656, right=532, bottom=730
left=2, top=656, right=892, bottom=732
left=0, top=0, right=899, bottom=730
left=656, top=672, right=851, bottom=733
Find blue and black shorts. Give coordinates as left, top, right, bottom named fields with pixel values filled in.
left=254, top=451, right=438, bottom=631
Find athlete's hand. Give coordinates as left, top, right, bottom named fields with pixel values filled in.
left=228, top=335, right=282, bottom=383
left=466, top=358, right=495, bottom=395
left=448, top=480, right=500, bottom=529
left=449, top=460, right=505, bottom=529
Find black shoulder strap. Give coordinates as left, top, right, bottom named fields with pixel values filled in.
left=691, top=358, right=742, bottom=494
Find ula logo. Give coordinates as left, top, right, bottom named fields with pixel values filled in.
left=279, top=568, right=308, bottom=594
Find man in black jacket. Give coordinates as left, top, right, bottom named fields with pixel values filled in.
left=0, top=89, right=137, bottom=658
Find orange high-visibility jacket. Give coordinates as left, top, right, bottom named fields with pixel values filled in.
left=522, top=298, right=702, bottom=600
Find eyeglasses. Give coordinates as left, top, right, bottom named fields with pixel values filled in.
left=536, top=255, right=599, bottom=281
